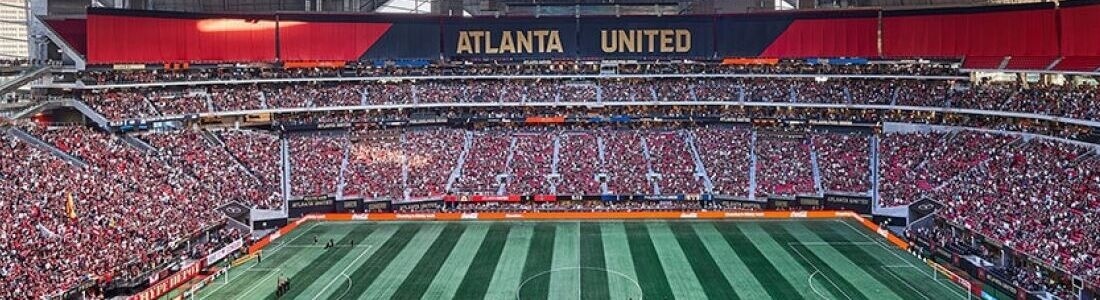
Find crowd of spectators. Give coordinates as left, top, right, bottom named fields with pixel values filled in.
left=147, top=92, right=211, bottom=116
left=288, top=133, right=346, bottom=197
left=933, top=138, right=1099, bottom=288
left=81, top=90, right=159, bottom=121
left=645, top=131, right=701, bottom=194
left=3, top=120, right=1100, bottom=297
left=76, top=76, right=1100, bottom=127
left=691, top=127, right=752, bottom=197
left=2, top=126, right=225, bottom=298
left=755, top=134, right=817, bottom=197
left=143, top=130, right=280, bottom=208
left=507, top=132, right=555, bottom=195
left=345, top=130, right=405, bottom=200
left=601, top=130, right=654, bottom=195
left=404, top=128, right=465, bottom=199
left=814, top=133, right=871, bottom=193
left=219, top=130, right=283, bottom=204
left=76, top=62, right=959, bottom=85
left=878, top=131, right=1015, bottom=207
left=878, top=132, right=946, bottom=207
left=556, top=132, right=602, bottom=195
left=451, top=131, right=512, bottom=195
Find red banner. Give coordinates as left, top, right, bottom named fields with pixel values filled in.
left=128, top=260, right=204, bottom=300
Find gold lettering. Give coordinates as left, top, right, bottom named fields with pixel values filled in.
left=620, top=30, right=635, bottom=53
left=659, top=29, right=674, bottom=52
left=499, top=31, right=514, bottom=53
left=469, top=31, right=485, bottom=53
left=676, top=29, right=691, bottom=52
left=457, top=31, right=472, bottom=54
left=533, top=30, right=548, bottom=53
left=485, top=31, right=498, bottom=54
left=547, top=31, right=563, bottom=53
left=643, top=30, right=659, bottom=52
left=516, top=31, right=532, bottom=53
left=600, top=30, right=616, bottom=53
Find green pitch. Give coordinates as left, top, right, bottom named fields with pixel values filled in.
left=195, top=220, right=970, bottom=300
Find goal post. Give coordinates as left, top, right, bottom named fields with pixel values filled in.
left=927, top=259, right=975, bottom=300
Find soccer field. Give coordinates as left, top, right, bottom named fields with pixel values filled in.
left=195, top=219, right=970, bottom=300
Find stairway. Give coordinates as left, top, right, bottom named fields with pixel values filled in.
left=280, top=136, right=291, bottom=204
left=550, top=134, right=562, bottom=194
left=870, top=135, right=881, bottom=205
left=499, top=136, right=518, bottom=195
left=335, top=135, right=351, bottom=199
left=445, top=131, right=474, bottom=193
left=748, top=131, right=758, bottom=200
left=122, top=134, right=158, bottom=154
left=205, top=130, right=261, bottom=182
left=400, top=133, right=411, bottom=201
left=597, top=135, right=609, bottom=194
left=684, top=130, right=714, bottom=193
left=64, top=100, right=113, bottom=131
left=6, top=127, right=89, bottom=169
left=639, top=133, right=659, bottom=194
left=810, top=139, right=824, bottom=195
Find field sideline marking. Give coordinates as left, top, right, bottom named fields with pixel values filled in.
left=198, top=221, right=320, bottom=300
left=787, top=245, right=855, bottom=300
left=231, top=270, right=280, bottom=300
left=881, top=266, right=931, bottom=300
left=834, top=220, right=968, bottom=299
left=310, top=245, right=375, bottom=300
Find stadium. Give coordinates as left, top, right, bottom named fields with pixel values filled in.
left=1, top=0, right=1099, bottom=299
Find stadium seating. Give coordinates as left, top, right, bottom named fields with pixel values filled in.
left=74, top=76, right=1100, bottom=125
left=755, top=135, right=817, bottom=197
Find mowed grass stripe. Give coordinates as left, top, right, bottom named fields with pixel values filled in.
left=390, top=223, right=468, bottom=300
left=517, top=223, right=557, bottom=300
left=692, top=223, right=771, bottom=300
left=455, top=223, right=514, bottom=299
left=199, top=222, right=336, bottom=299
left=579, top=223, right=610, bottom=300
left=830, top=219, right=969, bottom=299
left=418, top=223, right=491, bottom=300
left=818, top=221, right=954, bottom=300
left=297, top=225, right=400, bottom=300
left=330, top=224, right=423, bottom=299
left=600, top=222, right=642, bottom=300
left=761, top=222, right=870, bottom=300
left=482, top=224, right=534, bottom=299
left=667, top=222, right=740, bottom=300
left=714, top=222, right=803, bottom=299
left=623, top=222, right=675, bottom=300
left=352, top=223, right=447, bottom=299
left=270, top=223, right=381, bottom=300
left=646, top=222, right=709, bottom=299
left=548, top=222, right=581, bottom=300
left=783, top=222, right=903, bottom=300
left=736, top=222, right=841, bottom=299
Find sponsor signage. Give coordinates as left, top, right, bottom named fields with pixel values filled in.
left=204, top=239, right=244, bottom=265
left=391, top=200, right=443, bottom=211
left=287, top=195, right=336, bottom=217
left=578, top=16, right=714, bottom=58
left=823, top=193, right=873, bottom=214
left=442, top=17, right=578, bottom=59
left=128, top=260, right=204, bottom=300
